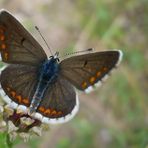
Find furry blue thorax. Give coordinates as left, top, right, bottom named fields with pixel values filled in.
left=30, top=57, right=59, bottom=113
left=39, top=57, right=59, bottom=83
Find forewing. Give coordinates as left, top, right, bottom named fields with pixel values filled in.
left=0, top=10, right=47, bottom=65
left=60, top=50, right=122, bottom=92
left=36, top=75, right=79, bottom=123
left=0, top=65, right=38, bottom=107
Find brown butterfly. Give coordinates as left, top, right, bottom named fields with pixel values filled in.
left=0, top=10, right=123, bottom=124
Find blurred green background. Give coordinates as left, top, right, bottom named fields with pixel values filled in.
left=0, top=0, right=148, bottom=148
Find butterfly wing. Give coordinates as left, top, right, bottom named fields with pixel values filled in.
left=0, top=10, right=47, bottom=65
left=34, top=75, right=79, bottom=124
left=0, top=65, right=38, bottom=109
left=60, top=50, right=123, bottom=93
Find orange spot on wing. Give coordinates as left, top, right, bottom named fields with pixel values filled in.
left=40, top=107, right=63, bottom=116
left=51, top=110, right=57, bottom=115
left=44, top=109, right=51, bottom=114
left=10, top=91, right=16, bottom=97
left=16, top=95, right=22, bottom=103
left=0, top=28, right=4, bottom=33
left=90, top=76, right=96, bottom=84
left=7, top=87, right=26, bottom=104
left=103, top=67, right=107, bottom=71
left=0, top=35, right=5, bottom=41
left=1, top=44, right=6, bottom=49
left=57, top=111, right=62, bottom=115
left=22, top=99, right=29, bottom=105
left=39, top=106, right=45, bottom=112
left=4, top=52, right=8, bottom=60
left=82, top=82, right=87, bottom=89
left=96, top=71, right=101, bottom=77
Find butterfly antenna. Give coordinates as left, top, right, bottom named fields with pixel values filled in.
left=35, top=26, right=53, bottom=56
left=60, top=48, right=93, bottom=58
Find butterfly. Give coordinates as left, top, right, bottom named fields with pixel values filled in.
left=0, top=10, right=123, bottom=124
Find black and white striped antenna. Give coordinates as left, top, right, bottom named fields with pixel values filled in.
left=35, top=26, right=54, bottom=56
left=59, top=48, right=93, bottom=59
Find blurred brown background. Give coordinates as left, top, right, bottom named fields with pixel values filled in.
left=0, top=0, right=148, bottom=148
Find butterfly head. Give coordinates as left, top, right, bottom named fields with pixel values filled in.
left=49, top=51, right=60, bottom=62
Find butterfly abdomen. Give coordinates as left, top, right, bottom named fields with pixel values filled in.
left=30, top=57, right=59, bottom=113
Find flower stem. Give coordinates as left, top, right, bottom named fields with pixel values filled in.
left=6, top=134, right=13, bottom=148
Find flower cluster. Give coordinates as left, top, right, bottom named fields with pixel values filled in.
left=0, top=99, right=49, bottom=142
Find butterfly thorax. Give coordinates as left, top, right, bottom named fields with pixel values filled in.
left=29, top=57, right=59, bottom=114
left=39, top=57, right=59, bottom=82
